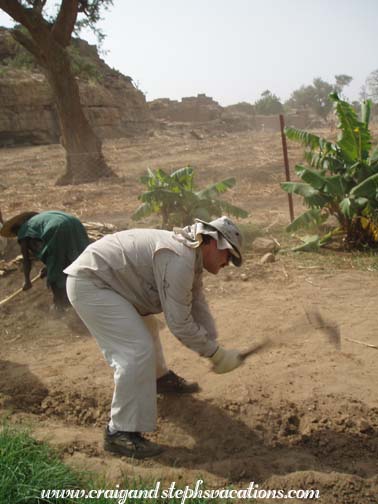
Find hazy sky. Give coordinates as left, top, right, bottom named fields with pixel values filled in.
left=0, top=0, right=377, bottom=106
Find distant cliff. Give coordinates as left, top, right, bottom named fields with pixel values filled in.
left=0, top=28, right=151, bottom=147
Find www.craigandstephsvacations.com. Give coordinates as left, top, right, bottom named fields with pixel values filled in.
left=40, top=479, right=320, bottom=502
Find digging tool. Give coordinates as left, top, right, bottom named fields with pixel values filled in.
left=239, top=337, right=272, bottom=362
left=304, top=308, right=341, bottom=350
left=0, top=274, right=40, bottom=307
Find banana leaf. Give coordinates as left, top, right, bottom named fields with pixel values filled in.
left=339, top=197, right=352, bottom=218
left=208, top=199, right=249, bottom=218
left=330, top=93, right=371, bottom=163
left=281, top=182, right=331, bottom=207
left=286, top=208, right=325, bottom=232
left=138, top=189, right=182, bottom=210
left=169, top=166, right=194, bottom=190
left=284, top=127, right=335, bottom=152
left=361, top=99, right=372, bottom=127
left=292, top=235, right=321, bottom=252
left=196, top=178, right=236, bottom=199
left=131, top=202, right=155, bottom=220
left=323, top=175, right=348, bottom=197
left=295, top=165, right=328, bottom=190
left=350, top=173, right=378, bottom=199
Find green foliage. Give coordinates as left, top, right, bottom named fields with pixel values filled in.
left=286, top=78, right=334, bottom=119
left=286, top=76, right=352, bottom=120
left=0, top=423, right=81, bottom=503
left=0, top=29, right=37, bottom=73
left=0, top=27, right=103, bottom=82
left=132, top=166, right=248, bottom=229
left=334, top=74, right=353, bottom=95
left=74, top=0, right=114, bottom=45
left=68, top=45, right=104, bottom=81
left=254, top=90, right=283, bottom=115
left=0, top=423, right=226, bottom=504
left=281, top=93, right=378, bottom=249
left=8, top=1, right=114, bottom=46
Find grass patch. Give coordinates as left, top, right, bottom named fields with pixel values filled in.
left=0, top=423, right=230, bottom=503
left=0, top=423, right=81, bottom=503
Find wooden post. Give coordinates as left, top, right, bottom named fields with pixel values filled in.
left=279, top=114, right=294, bottom=223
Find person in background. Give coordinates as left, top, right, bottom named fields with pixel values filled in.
left=64, top=216, right=244, bottom=459
left=0, top=210, right=90, bottom=310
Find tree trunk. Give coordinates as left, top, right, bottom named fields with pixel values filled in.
left=0, top=0, right=117, bottom=186
left=44, top=44, right=115, bottom=185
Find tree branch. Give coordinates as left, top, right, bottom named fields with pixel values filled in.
left=51, top=0, right=79, bottom=47
left=0, top=0, right=51, bottom=41
left=32, top=0, right=48, bottom=15
left=11, top=28, right=44, bottom=65
left=0, top=0, right=36, bottom=31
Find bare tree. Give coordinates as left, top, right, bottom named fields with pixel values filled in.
left=0, top=0, right=116, bottom=185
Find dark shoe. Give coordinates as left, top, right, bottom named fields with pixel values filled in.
left=104, top=428, right=163, bottom=459
left=156, top=370, right=200, bottom=394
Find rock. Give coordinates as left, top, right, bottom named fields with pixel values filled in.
left=357, top=419, right=373, bottom=433
left=240, top=273, right=249, bottom=281
left=260, top=252, right=275, bottom=264
left=0, top=29, right=151, bottom=147
left=251, top=237, right=278, bottom=253
left=280, top=414, right=300, bottom=436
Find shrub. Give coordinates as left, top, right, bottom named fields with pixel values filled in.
left=132, top=166, right=248, bottom=229
left=281, top=93, right=378, bottom=250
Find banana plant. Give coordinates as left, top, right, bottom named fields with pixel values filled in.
left=132, top=166, right=248, bottom=229
left=281, top=93, right=378, bottom=249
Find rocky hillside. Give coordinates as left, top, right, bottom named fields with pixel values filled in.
left=0, top=28, right=312, bottom=147
left=0, top=28, right=151, bottom=147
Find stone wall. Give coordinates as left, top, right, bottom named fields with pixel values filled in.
left=149, top=94, right=223, bottom=122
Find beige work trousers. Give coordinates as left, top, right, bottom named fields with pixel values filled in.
left=66, top=275, right=168, bottom=432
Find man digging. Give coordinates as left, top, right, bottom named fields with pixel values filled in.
left=65, top=216, right=244, bottom=458
left=0, top=210, right=90, bottom=311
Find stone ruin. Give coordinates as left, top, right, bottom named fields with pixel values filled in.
left=148, top=95, right=310, bottom=133
left=148, top=94, right=223, bottom=123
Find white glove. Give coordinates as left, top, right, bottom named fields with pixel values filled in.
left=209, top=346, right=242, bottom=374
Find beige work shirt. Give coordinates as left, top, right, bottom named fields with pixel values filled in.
left=64, top=229, right=218, bottom=357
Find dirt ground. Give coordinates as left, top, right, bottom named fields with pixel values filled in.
left=1, top=126, right=378, bottom=503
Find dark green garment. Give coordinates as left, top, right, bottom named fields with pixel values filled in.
left=18, top=211, right=90, bottom=288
